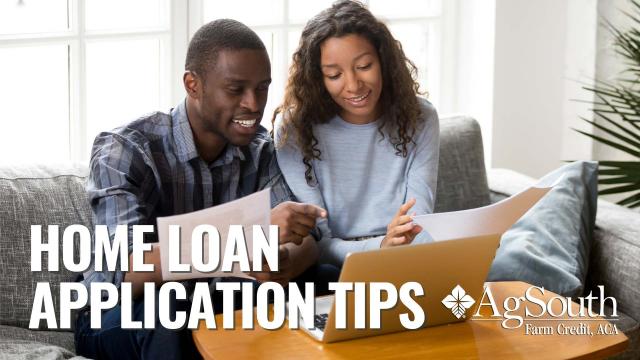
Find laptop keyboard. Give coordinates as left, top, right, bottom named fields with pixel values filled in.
left=314, top=313, right=329, bottom=330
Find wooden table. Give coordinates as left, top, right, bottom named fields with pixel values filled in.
left=193, top=281, right=628, bottom=359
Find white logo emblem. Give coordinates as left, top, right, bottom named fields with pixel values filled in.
left=442, top=285, right=476, bottom=319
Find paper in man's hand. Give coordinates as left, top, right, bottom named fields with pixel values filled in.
left=156, top=189, right=271, bottom=281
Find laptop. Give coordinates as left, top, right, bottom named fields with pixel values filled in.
left=290, top=179, right=554, bottom=343
left=292, top=233, right=501, bottom=343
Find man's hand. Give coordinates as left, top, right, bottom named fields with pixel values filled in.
left=250, top=245, right=293, bottom=287
left=248, top=236, right=319, bottom=286
left=380, top=198, right=423, bottom=248
left=271, top=201, right=326, bottom=245
left=124, top=243, right=163, bottom=300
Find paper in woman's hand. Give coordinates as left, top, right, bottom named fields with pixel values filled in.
left=412, top=174, right=562, bottom=241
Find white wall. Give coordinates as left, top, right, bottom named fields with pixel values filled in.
left=490, top=0, right=598, bottom=178
left=453, top=0, right=496, bottom=168
left=594, top=0, right=637, bottom=162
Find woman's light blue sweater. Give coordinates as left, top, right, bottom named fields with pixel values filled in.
left=275, top=98, right=440, bottom=266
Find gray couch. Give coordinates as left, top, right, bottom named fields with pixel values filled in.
left=1, top=116, right=638, bottom=359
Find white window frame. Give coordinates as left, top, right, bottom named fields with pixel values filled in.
left=188, top=0, right=458, bottom=122
left=0, top=0, right=189, bottom=163
left=0, top=0, right=459, bottom=163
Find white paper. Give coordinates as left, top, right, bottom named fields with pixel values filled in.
left=412, top=175, right=562, bottom=241
left=156, top=189, right=271, bottom=281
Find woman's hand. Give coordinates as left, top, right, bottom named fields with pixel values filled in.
left=380, top=198, right=423, bottom=248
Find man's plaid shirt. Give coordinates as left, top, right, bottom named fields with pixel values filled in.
left=80, top=100, right=294, bottom=294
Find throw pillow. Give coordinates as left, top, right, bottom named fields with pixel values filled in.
left=486, top=161, right=598, bottom=297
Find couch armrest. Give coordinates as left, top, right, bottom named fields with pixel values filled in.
left=487, top=168, right=536, bottom=203
left=588, top=200, right=640, bottom=322
left=488, top=168, right=640, bottom=322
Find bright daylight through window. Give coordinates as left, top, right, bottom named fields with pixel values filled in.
left=0, top=0, right=444, bottom=164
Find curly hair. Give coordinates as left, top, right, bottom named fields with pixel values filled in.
left=273, top=0, right=425, bottom=185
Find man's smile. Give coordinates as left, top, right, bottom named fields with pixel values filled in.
left=232, top=118, right=258, bottom=128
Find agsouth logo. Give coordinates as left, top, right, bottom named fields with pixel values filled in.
left=471, top=285, right=619, bottom=332
left=442, top=285, right=475, bottom=319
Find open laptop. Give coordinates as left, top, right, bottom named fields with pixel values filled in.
left=289, top=180, right=555, bottom=343
left=292, top=233, right=501, bottom=343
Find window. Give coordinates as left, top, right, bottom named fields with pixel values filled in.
left=0, top=0, right=176, bottom=163
left=198, top=0, right=448, bottom=129
left=0, top=0, right=451, bottom=164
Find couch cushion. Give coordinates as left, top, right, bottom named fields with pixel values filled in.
left=435, top=116, right=490, bottom=212
left=487, top=161, right=598, bottom=297
left=0, top=339, right=84, bottom=360
left=0, top=325, right=76, bottom=353
left=0, top=164, right=91, bottom=329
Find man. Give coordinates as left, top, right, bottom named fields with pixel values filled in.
left=75, top=19, right=333, bottom=359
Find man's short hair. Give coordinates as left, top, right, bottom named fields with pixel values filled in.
left=185, top=19, right=267, bottom=76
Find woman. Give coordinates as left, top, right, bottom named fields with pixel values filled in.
left=273, top=0, right=439, bottom=267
